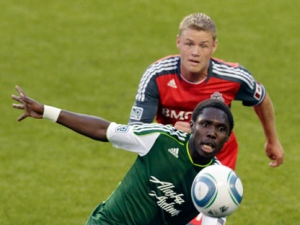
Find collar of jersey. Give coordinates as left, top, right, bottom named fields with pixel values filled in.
left=186, top=141, right=213, bottom=167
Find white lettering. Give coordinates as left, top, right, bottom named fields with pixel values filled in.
left=148, top=176, right=185, bottom=217
left=162, top=108, right=192, bottom=120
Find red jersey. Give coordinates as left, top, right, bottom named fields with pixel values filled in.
left=129, top=55, right=265, bottom=170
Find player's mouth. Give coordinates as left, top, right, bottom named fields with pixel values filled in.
left=201, top=142, right=215, bottom=154
left=188, top=59, right=200, bottom=65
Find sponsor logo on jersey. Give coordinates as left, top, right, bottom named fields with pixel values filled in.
left=149, top=176, right=185, bottom=217
left=130, top=106, right=143, bottom=121
left=115, top=125, right=130, bottom=133
left=167, top=79, right=177, bottom=88
left=168, top=148, right=179, bottom=158
left=162, top=108, right=192, bottom=120
left=254, top=82, right=262, bottom=100
left=210, top=92, right=225, bottom=102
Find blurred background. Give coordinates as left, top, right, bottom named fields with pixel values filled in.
left=1, top=0, right=299, bottom=224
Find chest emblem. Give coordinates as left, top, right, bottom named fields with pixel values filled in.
left=167, top=79, right=177, bottom=88
left=168, top=148, right=179, bottom=158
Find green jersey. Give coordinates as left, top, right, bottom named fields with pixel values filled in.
left=86, top=123, right=219, bottom=225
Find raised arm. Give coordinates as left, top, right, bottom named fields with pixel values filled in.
left=254, top=93, right=284, bottom=167
left=11, top=85, right=110, bottom=142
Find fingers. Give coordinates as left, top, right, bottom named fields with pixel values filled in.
left=12, top=92, right=25, bottom=110
left=12, top=93, right=25, bottom=109
left=12, top=85, right=25, bottom=103
left=265, top=141, right=284, bottom=168
left=12, top=85, right=28, bottom=121
left=11, top=94, right=24, bottom=103
left=12, top=102, right=27, bottom=121
left=14, top=85, right=27, bottom=101
left=12, top=86, right=31, bottom=106
left=269, top=160, right=281, bottom=167
left=15, top=85, right=24, bottom=95
left=268, top=156, right=283, bottom=167
left=12, top=103, right=25, bottom=109
left=17, top=114, right=28, bottom=122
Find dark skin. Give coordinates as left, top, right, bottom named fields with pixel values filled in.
left=12, top=85, right=110, bottom=141
left=11, top=85, right=230, bottom=165
left=189, top=108, right=230, bottom=165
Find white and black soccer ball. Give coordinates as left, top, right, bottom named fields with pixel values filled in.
left=191, top=164, right=243, bottom=218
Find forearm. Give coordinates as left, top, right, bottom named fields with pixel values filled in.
left=253, top=93, right=278, bottom=143
left=45, top=106, right=110, bottom=141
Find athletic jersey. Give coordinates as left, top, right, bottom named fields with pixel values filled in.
left=129, top=55, right=266, bottom=170
left=86, top=122, right=220, bottom=225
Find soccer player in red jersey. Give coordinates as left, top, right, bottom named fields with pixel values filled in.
left=128, top=13, right=284, bottom=225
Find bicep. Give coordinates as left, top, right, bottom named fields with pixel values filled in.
left=234, top=74, right=266, bottom=107
left=128, top=101, right=158, bottom=124
left=107, top=123, right=159, bottom=156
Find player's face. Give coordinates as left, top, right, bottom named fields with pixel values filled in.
left=176, top=29, right=217, bottom=80
left=189, top=107, right=229, bottom=163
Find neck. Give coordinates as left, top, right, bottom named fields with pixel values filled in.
left=180, top=68, right=208, bottom=83
left=181, top=73, right=207, bottom=84
left=188, top=139, right=213, bottom=165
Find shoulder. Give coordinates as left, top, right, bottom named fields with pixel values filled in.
left=135, top=55, right=180, bottom=101
left=211, top=57, right=249, bottom=72
left=210, top=57, right=256, bottom=88
left=152, top=54, right=180, bottom=65
left=211, top=57, right=240, bottom=68
left=147, top=55, right=180, bottom=75
left=133, top=123, right=188, bottom=142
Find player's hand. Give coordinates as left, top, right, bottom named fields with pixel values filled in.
left=174, top=121, right=191, bottom=133
left=11, top=85, right=44, bottom=121
left=265, top=140, right=284, bottom=167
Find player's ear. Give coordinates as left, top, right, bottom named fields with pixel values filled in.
left=176, top=34, right=180, bottom=49
left=190, top=120, right=194, bottom=133
left=212, top=39, right=218, bottom=54
left=225, top=131, right=231, bottom=142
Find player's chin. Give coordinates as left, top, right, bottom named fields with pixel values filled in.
left=187, top=66, right=201, bottom=74
left=198, top=148, right=215, bottom=158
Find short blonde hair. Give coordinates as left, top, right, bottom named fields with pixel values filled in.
left=179, top=13, right=217, bottom=40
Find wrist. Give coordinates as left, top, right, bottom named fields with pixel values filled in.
left=43, top=105, right=61, bottom=122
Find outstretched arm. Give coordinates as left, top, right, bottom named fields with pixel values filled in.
left=11, top=85, right=110, bottom=142
left=254, top=93, right=284, bottom=167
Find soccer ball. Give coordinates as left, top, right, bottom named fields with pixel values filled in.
left=191, top=164, right=243, bottom=218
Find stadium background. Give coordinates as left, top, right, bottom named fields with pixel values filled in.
left=1, top=0, right=299, bottom=224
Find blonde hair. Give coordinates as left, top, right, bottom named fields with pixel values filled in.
left=179, top=13, right=217, bottom=40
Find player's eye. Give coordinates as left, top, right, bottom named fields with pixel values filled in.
left=218, top=126, right=226, bottom=132
left=200, top=121, right=208, bottom=127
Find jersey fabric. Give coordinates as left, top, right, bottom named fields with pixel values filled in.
left=129, top=55, right=266, bottom=170
left=86, top=122, right=220, bottom=225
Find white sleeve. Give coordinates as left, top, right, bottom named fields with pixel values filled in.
left=107, top=122, right=160, bottom=156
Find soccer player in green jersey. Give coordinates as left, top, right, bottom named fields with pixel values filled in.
left=12, top=85, right=234, bottom=225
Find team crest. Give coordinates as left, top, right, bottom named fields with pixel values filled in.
left=210, top=92, right=225, bottom=102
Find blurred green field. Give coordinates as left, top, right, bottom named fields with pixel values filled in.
left=1, top=0, right=299, bottom=224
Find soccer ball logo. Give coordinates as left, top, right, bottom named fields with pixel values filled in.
left=191, top=165, right=243, bottom=218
